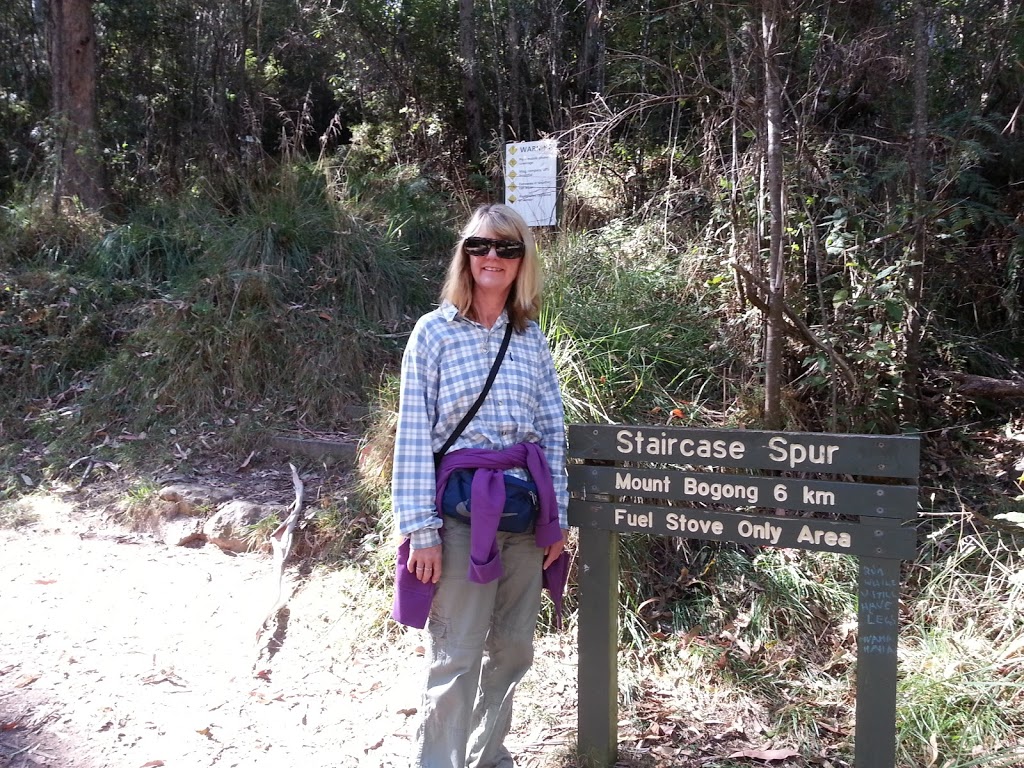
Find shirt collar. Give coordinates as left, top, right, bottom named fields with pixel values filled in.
left=440, top=300, right=460, bottom=321
left=440, top=300, right=509, bottom=329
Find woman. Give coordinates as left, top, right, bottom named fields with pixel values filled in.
left=391, top=203, right=569, bottom=768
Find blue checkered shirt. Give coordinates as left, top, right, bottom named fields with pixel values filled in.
left=392, top=301, right=568, bottom=549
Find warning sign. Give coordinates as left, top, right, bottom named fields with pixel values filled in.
left=504, top=140, right=558, bottom=227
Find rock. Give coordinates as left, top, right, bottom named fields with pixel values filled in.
left=159, top=484, right=237, bottom=516
left=203, top=500, right=279, bottom=553
left=155, top=499, right=183, bottom=520
left=162, top=516, right=206, bottom=547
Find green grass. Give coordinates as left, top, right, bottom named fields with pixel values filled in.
left=541, top=226, right=720, bottom=424
left=2, top=162, right=446, bottom=463
left=898, top=526, right=1024, bottom=767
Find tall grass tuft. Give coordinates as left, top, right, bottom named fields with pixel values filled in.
left=84, top=198, right=209, bottom=283
left=0, top=197, right=108, bottom=269
left=351, top=373, right=403, bottom=586
left=899, top=527, right=1024, bottom=766
left=541, top=223, right=719, bottom=424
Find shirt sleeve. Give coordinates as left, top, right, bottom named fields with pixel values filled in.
left=392, top=317, right=444, bottom=549
left=533, top=328, right=569, bottom=529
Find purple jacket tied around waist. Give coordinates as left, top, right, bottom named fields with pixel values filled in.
left=392, top=442, right=569, bottom=629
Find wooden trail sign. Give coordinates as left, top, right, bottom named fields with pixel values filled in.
left=567, top=424, right=920, bottom=768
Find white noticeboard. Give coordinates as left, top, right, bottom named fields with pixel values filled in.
left=504, top=140, right=558, bottom=227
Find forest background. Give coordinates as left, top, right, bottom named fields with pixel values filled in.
left=1, top=1, right=1023, bottom=767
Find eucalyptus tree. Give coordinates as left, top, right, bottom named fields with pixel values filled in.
left=760, top=0, right=786, bottom=429
left=47, top=0, right=106, bottom=211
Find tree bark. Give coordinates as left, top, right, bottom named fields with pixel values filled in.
left=459, top=0, right=482, bottom=163
left=577, top=0, right=605, bottom=102
left=47, top=0, right=106, bottom=212
left=762, top=1, right=785, bottom=429
left=904, top=0, right=930, bottom=427
left=545, top=0, right=565, bottom=129
left=506, top=2, right=523, bottom=140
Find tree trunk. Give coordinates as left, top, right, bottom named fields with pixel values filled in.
left=578, top=0, right=605, bottom=102
left=545, top=0, right=565, bottom=129
left=486, top=0, right=507, bottom=150
left=904, top=0, right=930, bottom=427
left=47, top=0, right=106, bottom=212
left=459, top=0, right=482, bottom=163
left=762, top=1, right=785, bottom=429
left=507, top=2, right=522, bottom=139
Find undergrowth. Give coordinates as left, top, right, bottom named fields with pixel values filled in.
left=1, top=161, right=449, bottom=466
left=3, top=157, right=1024, bottom=767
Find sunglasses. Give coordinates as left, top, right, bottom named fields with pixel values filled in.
left=463, top=236, right=526, bottom=259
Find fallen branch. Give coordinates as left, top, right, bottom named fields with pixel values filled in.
left=733, top=262, right=858, bottom=389
left=254, top=463, right=305, bottom=651
left=938, top=371, right=1024, bottom=400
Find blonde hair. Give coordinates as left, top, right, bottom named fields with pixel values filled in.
left=440, top=204, right=542, bottom=333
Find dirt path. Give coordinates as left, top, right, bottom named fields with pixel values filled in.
left=0, top=525, right=407, bottom=768
left=0, top=500, right=581, bottom=768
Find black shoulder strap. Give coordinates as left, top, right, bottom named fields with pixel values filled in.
left=435, top=321, right=514, bottom=464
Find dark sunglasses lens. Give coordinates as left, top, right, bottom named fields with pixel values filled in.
left=463, top=237, right=491, bottom=256
left=464, top=237, right=525, bottom=259
left=494, top=242, right=525, bottom=259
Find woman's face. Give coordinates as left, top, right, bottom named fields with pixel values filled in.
left=467, top=223, right=521, bottom=298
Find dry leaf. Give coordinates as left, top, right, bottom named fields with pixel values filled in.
left=238, top=450, right=256, bottom=470
left=816, top=719, right=846, bottom=735
left=139, top=762, right=165, bottom=768
left=248, top=689, right=284, bottom=704
left=14, top=674, right=39, bottom=688
left=35, top=579, right=57, bottom=585
left=728, top=747, right=801, bottom=761
left=2, top=721, right=21, bottom=731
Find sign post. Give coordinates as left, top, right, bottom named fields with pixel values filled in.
left=566, top=424, right=920, bottom=768
left=504, top=140, right=558, bottom=227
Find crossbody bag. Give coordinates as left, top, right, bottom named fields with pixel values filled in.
left=435, top=322, right=539, bottom=533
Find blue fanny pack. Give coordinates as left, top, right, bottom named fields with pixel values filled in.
left=441, top=468, right=539, bottom=534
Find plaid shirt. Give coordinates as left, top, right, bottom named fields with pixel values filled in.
left=392, top=301, right=568, bottom=549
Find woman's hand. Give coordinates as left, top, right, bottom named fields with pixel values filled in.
left=542, top=531, right=566, bottom=570
left=408, top=544, right=442, bottom=583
